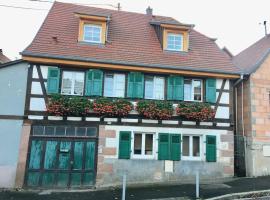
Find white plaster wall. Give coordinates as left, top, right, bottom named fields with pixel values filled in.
left=30, top=98, right=46, bottom=111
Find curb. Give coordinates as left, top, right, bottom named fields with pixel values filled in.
left=206, top=189, right=270, bottom=200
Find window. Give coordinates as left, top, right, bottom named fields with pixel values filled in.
left=83, top=24, right=102, bottom=43
left=61, top=71, right=84, bottom=96
left=166, top=33, right=183, bottom=51
left=132, top=132, right=154, bottom=159
left=184, top=79, right=202, bottom=101
left=182, top=135, right=201, bottom=160
left=104, top=73, right=125, bottom=98
left=145, top=76, right=165, bottom=100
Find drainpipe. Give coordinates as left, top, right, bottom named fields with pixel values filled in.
left=234, top=74, right=244, bottom=136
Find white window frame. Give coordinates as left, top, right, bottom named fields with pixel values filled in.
left=181, top=135, right=203, bottom=161
left=166, top=33, right=183, bottom=51
left=131, top=132, right=156, bottom=159
left=104, top=73, right=126, bottom=98
left=184, top=79, right=203, bottom=102
left=61, top=71, right=85, bottom=96
left=144, top=76, right=165, bottom=100
left=83, top=24, right=102, bottom=43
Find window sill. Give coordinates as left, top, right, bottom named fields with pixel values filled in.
left=164, top=49, right=188, bottom=54
left=78, top=41, right=105, bottom=46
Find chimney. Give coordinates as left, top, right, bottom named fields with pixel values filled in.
left=264, top=21, right=268, bottom=36
left=146, top=6, right=153, bottom=16
left=0, top=49, right=2, bottom=54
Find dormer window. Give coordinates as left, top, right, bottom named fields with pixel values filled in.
left=166, top=33, right=183, bottom=51
left=83, top=24, right=102, bottom=43
left=75, top=12, right=110, bottom=45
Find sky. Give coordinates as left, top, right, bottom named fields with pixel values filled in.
left=0, top=0, right=270, bottom=60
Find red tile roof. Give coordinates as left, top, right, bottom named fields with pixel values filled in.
left=233, top=35, right=270, bottom=73
left=0, top=49, right=11, bottom=64
left=22, top=2, right=240, bottom=75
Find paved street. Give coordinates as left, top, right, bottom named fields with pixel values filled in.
left=1, top=176, right=270, bottom=200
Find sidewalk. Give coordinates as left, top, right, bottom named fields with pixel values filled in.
left=1, top=176, right=270, bottom=200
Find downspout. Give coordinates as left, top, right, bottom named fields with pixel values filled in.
left=233, top=74, right=244, bottom=136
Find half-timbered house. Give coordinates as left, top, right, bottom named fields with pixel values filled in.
left=14, top=2, right=241, bottom=188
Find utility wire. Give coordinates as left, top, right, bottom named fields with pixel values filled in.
left=0, top=4, right=48, bottom=10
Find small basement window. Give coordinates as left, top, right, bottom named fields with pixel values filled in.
left=83, top=24, right=102, bottom=43
left=182, top=135, right=201, bottom=160
left=61, top=71, right=85, bottom=96
left=132, top=132, right=154, bottom=159
left=166, top=33, right=183, bottom=51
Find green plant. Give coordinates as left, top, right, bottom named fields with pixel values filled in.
left=66, top=97, right=93, bottom=116
left=176, top=102, right=215, bottom=121
left=93, top=98, right=132, bottom=117
left=136, top=100, right=173, bottom=120
left=46, top=95, right=92, bottom=116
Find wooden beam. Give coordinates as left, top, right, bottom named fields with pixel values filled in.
left=22, top=56, right=240, bottom=79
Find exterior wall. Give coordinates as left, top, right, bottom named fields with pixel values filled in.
left=96, top=125, right=234, bottom=187
left=0, top=62, right=28, bottom=188
left=247, top=54, right=270, bottom=177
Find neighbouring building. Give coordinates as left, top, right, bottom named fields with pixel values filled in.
left=0, top=49, right=11, bottom=64
left=233, top=34, right=270, bottom=177
left=0, top=60, right=28, bottom=187
left=1, top=2, right=242, bottom=188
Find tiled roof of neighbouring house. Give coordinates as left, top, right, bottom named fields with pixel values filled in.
left=233, top=35, right=270, bottom=74
left=0, top=49, right=11, bottom=64
left=22, top=1, right=241, bottom=74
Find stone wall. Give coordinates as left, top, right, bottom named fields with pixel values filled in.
left=96, top=125, right=234, bottom=187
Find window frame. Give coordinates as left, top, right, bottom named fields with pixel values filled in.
left=83, top=23, right=102, bottom=44
left=184, top=78, right=203, bottom=102
left=60, top=70, right=85, bottom=96
left=181, top=135, right=203, bottom=161
left=131, top=132, right=156, bottom=159
left=103, top=72, right=126, bottom=98
left=166, top=32, right=184, bottom=51
left=144, top=75, right=165, bottom=100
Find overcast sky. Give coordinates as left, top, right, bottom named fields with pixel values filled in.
left=0, top=0, right=269, bottom=60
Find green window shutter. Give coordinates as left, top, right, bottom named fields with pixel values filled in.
left=167, top=76, right=183, bottom=100
left=85, top=69, right=103, bottom=96
left=119, top=131, right=131, bottom=159
left=47, top=67, right=60, bottom=94
left=174, top=76, right=184, bottom=100
left=167, top=76, right=174, bottom=100
left=170, top=134, right=181, bottom=161
left=206, top=135, right=217, bottom=162
left=127, top=72, right=144, bottom=98
left=158, top=133, right=170, bottom=160
left=206, top=78, right=216, bottom=103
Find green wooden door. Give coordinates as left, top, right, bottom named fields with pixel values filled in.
left=26, top=138, right=96, bottom=188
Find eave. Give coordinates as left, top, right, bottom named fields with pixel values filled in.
left=22, top=55, right=240, bottom=79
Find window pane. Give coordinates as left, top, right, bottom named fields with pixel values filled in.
left=167, top=33, right=183, bottom=51
left=33, top=126, right=44, bottom=135
left=83, top=24, right=101, bottom=43
left=184, top=79, right=192, bottom=101
left=45, top=126, right=55, bottom=135
left=104, top=74, right=114, bottom=97
left=145, top=134, right=153, bottom=155
left=76, top=127, right=86, bottom=136
left=62, top=71, right=73, bottom=95
left=114, top=74, right=125, bottom=97
left=66, top=127, right=75, bottom=136
left=74, top=72, right=84, bottom=95
left=193, top=80, right=202, bottom=101
left=55, top=126, right=66, bottom=136
left=193, top=136, right=200, bottom=157
left=145, top=76, right=154, bottom=99
left=154, top=77, right=164, bottom=100
left=182, top=136, right=190, bottom=156
left=86, top=127, right=97, bottom=136
left=134, top=134, right=142, bottom=155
